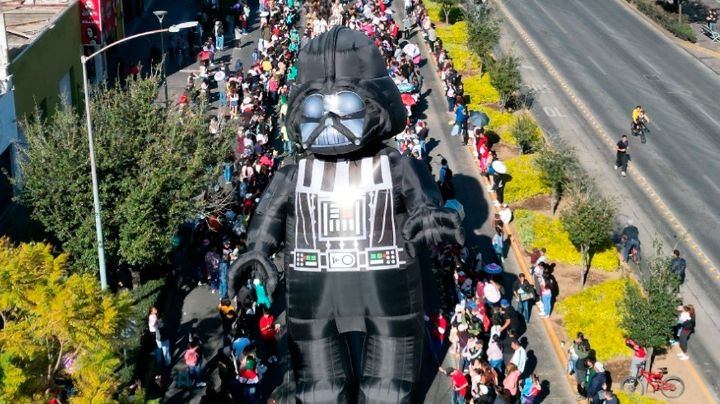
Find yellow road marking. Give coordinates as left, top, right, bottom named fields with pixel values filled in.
left=494, top=0, right=718, bottom=401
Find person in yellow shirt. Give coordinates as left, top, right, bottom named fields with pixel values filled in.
left=631, top=105, right=650, bottom=131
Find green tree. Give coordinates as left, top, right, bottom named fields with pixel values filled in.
left=465, top=3, right=501, bottom=75
left=561, top=188, right=616, bottom=288
left=620, top=251, right=681, bottom=365
left=511, top=115, right=542, bottom=155
left=489, top=52, right=522, bottom=108
left=438, top=0, right=460, bottom=24
left=534, top=144, right=579, bottom=214
left=18, top=74, right=229, bottom=275
left=0, top=238, right=132, bottom=402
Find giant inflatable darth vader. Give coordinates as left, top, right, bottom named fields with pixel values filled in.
left=229, top=26, right=463, bottom=403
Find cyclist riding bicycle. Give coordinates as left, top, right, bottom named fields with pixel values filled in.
left=631, top=105, right=650, bottom=133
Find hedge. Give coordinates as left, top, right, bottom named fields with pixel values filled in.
left=424, top=1, right=443, bottom=23
left=614, top=391, right=666, bottom=404
left=464, top=74, right=501, bottom=107
left=513, top=209, right=619, bottom=272
left=480, top=106, right=516, bottom=144
left=504, top=155, right=550, bottom=204
left=556, top=278, right=632, bottom=361
left=444, top=44, right=483, bottom=73
left=436, top=21, right=468, bottom=45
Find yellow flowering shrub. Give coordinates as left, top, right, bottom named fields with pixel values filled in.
left=437, top=21, right=468, bottom=45
left=464, top=74, right=501, bottom=108
left=513, top=209, right=619, bottom=271
left=504, top=155, right=550, bottom=204
left=556, top=279, right=632, bottom=361
left=425, top=1, right=443, bottom=23
left=614, top=391, right=666, bottom=404
left=479, top=107, right=516, bottom=145
left=444, top=44, right=482, bottom=73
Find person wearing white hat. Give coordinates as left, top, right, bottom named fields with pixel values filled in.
left=588, top=361, right=608, bottom=404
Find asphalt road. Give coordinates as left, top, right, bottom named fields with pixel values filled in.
left=501, top=0, right=720, bottom=398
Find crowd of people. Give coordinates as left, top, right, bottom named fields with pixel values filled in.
left=141, top=0, right=703, bottom=402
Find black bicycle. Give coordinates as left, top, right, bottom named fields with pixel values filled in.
left=631, top=119, right=650, bottom=144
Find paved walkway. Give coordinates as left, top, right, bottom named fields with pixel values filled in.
left=121, top=0, right=576, bottom=401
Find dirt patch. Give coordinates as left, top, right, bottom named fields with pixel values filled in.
left=511, top=194, right=551, bottom=216
left=550, top=263, right=621, bottom=303
left=493, top=142, right=520, bottom=160
left=605, top=358, right=631, bottom=383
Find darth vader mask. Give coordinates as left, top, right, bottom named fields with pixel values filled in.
left=299, top=91, right=367, bottom=149
left=286, top=26, right=407, bottom=156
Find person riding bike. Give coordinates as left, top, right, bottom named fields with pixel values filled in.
left=631, top=105, right=650, bottom=134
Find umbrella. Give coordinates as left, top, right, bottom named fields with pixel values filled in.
left=402, top=43, right=420, bottom=58
left=397, top=82, right=415, bottom=93
left=401, top=93, right=416, bottom=106
left=197, top=50, right=211, bottom=61
left=214, top=71, right=226, bottom=82
left=491, top=160, right=507, bottom=174
left=444, top=199, right=465, bottom=221
left=467, top=111, right=490, bottom=128
left=484, top=263, right=503, bottom=274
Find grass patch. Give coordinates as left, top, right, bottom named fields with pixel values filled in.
left=513, top=209, right=619, bottom=271
left=464, top=74, right=501, bottom=107
left=504, top=155, right=550, bottom=204
left=556, top=278, right=632, bottom=361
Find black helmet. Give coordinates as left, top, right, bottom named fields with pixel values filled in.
left=286, top=26, right=407, bottom=156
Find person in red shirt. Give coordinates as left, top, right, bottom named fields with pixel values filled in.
left=429, top=310, right=447, bottom=360
left=625, top=338, right=647, bottom=378
left=259, top=307, right=280, bottom=363
left=439, top=367, right=468, bottom=404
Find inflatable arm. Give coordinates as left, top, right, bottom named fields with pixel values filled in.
left=228, top=164, right=297, bottom=298
left=400, top=157, right=465, bottom=252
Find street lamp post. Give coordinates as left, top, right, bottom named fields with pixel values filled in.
left=153, top=10, right=169, bottom=109
left=80, top=21, right=198, bottom=290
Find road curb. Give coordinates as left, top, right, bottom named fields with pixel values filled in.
left=413, top=14, right=578, bottom=394
left=493, top=0, right=718, bottom=401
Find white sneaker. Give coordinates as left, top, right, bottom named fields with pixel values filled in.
left=621, top=172, right=626, bottom=177
left=678, top=354, right=689, bottom=360
left=613, top=165, right=618, bottom=170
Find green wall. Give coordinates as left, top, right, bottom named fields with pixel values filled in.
left=9, top=1, right=83, bottom=120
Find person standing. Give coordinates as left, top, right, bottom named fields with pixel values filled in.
left=439, top=367, right=468, bottom=404
left=214, top=20, right=225, bottom=50
left=625, top=338, right=647, bottom=378
left=671, top=249, right=687, bottom=285
left=676, top=304, right=695, bottom=360
left=510, top=339, right=527, bottom=375
left=493, top=229, right=505, bottom=263
left=430, top=310, right=447, bottom=360
left=572, top=332, right=591, bottom=399
left=614, top=134, right=629, bottom=177
left=513, top=273, right=534, bottom=323
left=539, top=276, right=553, bottom=318
left=259, top=307, right=280, bottom=363
left=184, top=339, right=206, bottom=387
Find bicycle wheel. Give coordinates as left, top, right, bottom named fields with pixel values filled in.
left=661, top=376, right=685, bottom=399
left=622, top=377, right=644, bottom=395
left=640, top=132, right=646, bottom=144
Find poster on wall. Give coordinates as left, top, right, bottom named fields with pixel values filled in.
left=80, top=0, right=101, bottom=46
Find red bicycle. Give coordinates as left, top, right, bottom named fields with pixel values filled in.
left=621, top=366, right=684, bottom=398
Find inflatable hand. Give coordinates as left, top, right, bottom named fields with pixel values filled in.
left=402, top=207, right=465, bottom=253
left=227, top=250, right=279, bottom=301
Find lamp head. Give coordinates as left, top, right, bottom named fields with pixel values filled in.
left=153, top=10, right=168, bottom=23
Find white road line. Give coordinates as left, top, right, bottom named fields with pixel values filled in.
left=638, top=54, right=661, bottom=76
left=696, top=104, right=720, bottom=129
left=587, top=56, right=607, bottom=75
left=531, top=0, right=568, bottom=35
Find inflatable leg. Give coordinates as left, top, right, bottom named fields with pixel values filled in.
left=290, top=319, right=353, bottom=404
left=358, top=314, right=424, bottom=404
